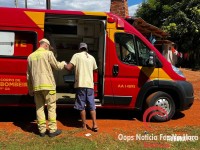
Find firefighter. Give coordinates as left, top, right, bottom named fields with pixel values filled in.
left=27, top=38, right=66, bottom=137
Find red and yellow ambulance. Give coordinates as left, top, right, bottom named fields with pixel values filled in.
left=0, top=7, right=194, bottom=121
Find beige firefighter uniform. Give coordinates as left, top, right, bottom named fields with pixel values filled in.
left=27, top=47, right=65, bottom=134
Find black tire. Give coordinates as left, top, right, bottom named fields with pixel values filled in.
left=145, top=91, right=175, bottom=122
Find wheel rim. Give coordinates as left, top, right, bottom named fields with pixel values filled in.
left=155, top=98, right=170, bottom=115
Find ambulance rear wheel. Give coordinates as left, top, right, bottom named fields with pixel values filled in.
left=145, top=91, right=175, bottom=122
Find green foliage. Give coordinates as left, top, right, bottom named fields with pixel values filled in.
left=135, top=0, right=200, bottom=68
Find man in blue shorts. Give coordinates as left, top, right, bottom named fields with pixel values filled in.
left=65, top=42, right=98, bottom=132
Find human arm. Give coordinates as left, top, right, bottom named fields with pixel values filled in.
left=93, top=57, right=98, bottom=71
left=64, top=62, right=74, bottom=71
left=64, top=54, right=76, bottom=71
left=48, top=51, right=66, bottom=70
left=26, top=61, right=34, bottom=96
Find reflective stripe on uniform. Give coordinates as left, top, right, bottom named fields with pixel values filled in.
left=34, top=84, right=54, bottom=91
left=48, top=119, right=56, bottom=123
left=37, top=120, right=46, bottom=125
left=49, top=90, right=56, bottom=94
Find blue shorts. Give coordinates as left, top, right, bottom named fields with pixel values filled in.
left=74, top=88, right=96, bottom=111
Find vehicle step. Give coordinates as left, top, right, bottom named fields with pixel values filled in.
left=56, top=95, right=101, bottom=105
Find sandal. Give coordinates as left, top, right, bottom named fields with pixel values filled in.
left=92, top=127, right=99, bottom=132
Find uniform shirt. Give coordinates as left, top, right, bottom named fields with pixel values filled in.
left=27, top=47, right=65, bottom=92
left=70, top=51, right=97, bottom=88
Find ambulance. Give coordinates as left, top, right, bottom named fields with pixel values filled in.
left=0, top=7, right=194, bottom=121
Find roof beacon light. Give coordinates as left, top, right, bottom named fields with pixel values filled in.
left=107, top=17, right=115, bottom=23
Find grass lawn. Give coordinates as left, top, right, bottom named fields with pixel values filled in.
left=0, top=126, right=199, bottom=150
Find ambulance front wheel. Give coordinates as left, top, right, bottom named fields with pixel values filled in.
left=145, top=91, right=175, bottom=122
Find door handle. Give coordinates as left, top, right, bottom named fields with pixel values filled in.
left=112, top=64, right=119, bottom=77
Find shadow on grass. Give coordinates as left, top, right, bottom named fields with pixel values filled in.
left=0, top=107, right=39, bottom=135
left=0, top=107, right=35, bottom=122
left=56, top=108, right=143, bottom=129
left=57, top=108, right=83, bottom=128
left=13, top=121, right=38, bottom=135
left=0, top=107, right=165, bottom=135
left=0, top=106, right=187, bottom=138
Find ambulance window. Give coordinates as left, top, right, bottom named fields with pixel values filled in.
left=135, top=37, right=151, bottom=66
left=115, top=33, right=137, bottom=65
left=0, top=31, right=14, bottom=56
left=0, top=31, right=36, bottom=57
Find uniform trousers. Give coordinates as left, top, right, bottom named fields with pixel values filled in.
left=34, top=90, right=57, bottom=133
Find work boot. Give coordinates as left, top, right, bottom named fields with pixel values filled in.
left=39, top=131, right=46, bottom=137
left=48, top=129, right=62, bottom=137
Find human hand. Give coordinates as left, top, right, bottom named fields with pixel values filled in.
left=64, top=62, right=68, bottom=69
left=29, top=91, right=34, bottom=96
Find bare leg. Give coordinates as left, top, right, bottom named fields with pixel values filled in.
left=90, top=110, right=98, bottom=129
left=80, top=110, right=87, bottom=129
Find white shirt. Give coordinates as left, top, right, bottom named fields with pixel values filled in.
left=70, top=51, right=97, bottom=88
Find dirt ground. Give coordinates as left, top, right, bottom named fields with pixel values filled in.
left=0, top=68, right=199, bottom=136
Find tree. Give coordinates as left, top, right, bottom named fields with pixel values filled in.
left=136, top=0, right=200, bottom=68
